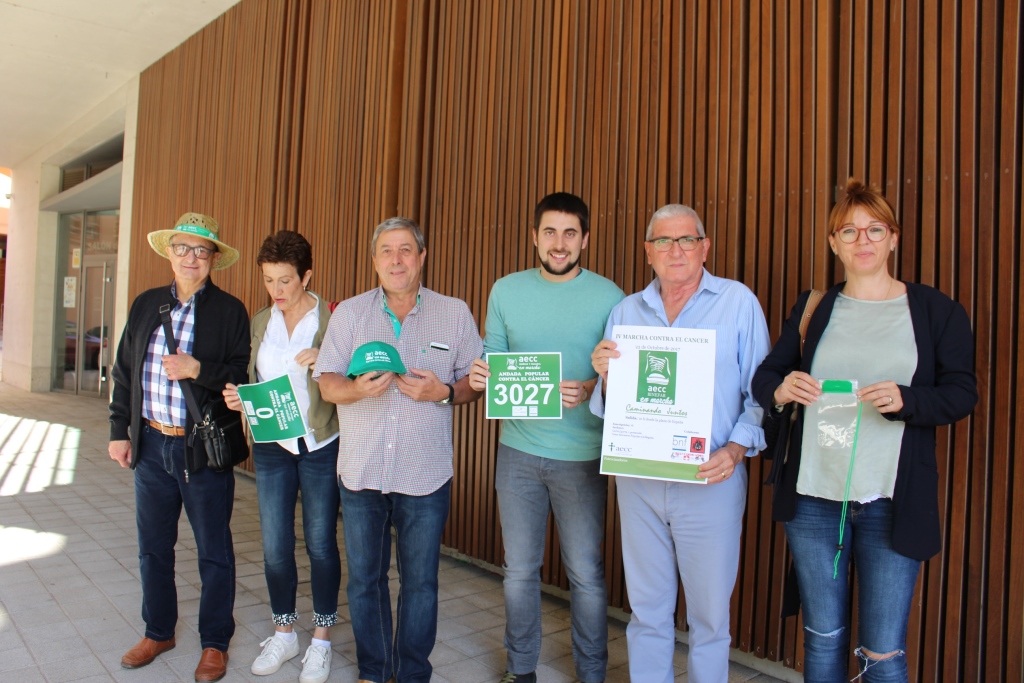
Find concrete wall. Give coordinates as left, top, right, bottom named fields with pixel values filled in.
left=3, top=79, right=138, bottom=392
left=0, top=167, right=10, bottom=235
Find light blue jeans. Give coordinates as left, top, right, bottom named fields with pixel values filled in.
left=616, top=470, right=747, bottom=683
left=785, top=495, right=921, bottom=683
left=495, top=445, right=608, bottom=682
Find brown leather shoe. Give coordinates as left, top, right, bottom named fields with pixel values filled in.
left=194, top=647, right=229, bottom=682
left=120, top=637, right=176, bottom=669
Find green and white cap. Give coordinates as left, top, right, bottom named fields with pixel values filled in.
left=347, top=341, right=407, bottom=378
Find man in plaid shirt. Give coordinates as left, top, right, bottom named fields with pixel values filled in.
left=108, top=213, right=249, bottom=682
left=315, top=217, right=482, bottom=683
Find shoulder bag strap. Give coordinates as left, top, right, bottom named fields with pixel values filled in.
left=159, top=303, right=204, bottom=425
left=762, top=288, right=826, bottom=485
left=798, top=289, right=825, bottom=351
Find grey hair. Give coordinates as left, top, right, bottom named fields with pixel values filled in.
left=371, top=217, right=425, bottom=256
left=644, top=204, right=706, bottom=239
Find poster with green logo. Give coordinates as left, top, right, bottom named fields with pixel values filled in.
left=599, top=325, right=716, bottom=483
left=637, top=350, right=677, bottom=404
left=485, top=352, right=562, bottom=420
left=236, top=375, right=308, bottom=443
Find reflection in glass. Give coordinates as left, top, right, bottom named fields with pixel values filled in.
left=53, top=215, right=82, bottom=391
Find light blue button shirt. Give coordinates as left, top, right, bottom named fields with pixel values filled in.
left=591, top=270, right=770, bottom=456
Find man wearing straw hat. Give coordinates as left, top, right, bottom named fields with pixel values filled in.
left=109, top=212, right=249, bottom=682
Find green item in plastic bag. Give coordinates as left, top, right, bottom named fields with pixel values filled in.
left=814, top=379, right=863, bottom=579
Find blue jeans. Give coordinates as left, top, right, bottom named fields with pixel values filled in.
left=134, top=424, right=236, bottom=650
left=339, top=479, right=451, bottom=683
left=495, top=445, right=608, bottom=682
left=253, top=438, right=341, bottom=626
left=785, top=495, right=921, bottom=683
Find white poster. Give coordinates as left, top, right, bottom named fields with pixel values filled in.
left=63, top=277, right=77, bottom=308
left=600, top=325, right=716, bottom=483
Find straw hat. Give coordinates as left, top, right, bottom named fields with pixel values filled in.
left=147, top=212, right=240, bottom=270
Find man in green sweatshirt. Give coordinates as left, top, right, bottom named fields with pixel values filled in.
left=468, top=192, right=625, bottom=683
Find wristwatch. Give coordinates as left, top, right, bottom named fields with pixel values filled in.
left=438, top=384, right=454, bottom=405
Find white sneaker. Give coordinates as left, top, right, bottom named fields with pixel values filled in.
left=299, top=643, right=332, bottom=683
left=250, top=634, right=300, bottom=675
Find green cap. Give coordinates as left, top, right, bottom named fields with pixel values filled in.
left=347, top=341, right=407, bottom=378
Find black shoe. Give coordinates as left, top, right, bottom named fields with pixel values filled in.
left=499, top=672, right=537, bottom=683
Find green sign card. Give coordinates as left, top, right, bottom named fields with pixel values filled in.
left=636, top=350, right=678, bottom=404
left=485, top=352, right=563, bottom=420
left=235, top=374, right=308, bottom=443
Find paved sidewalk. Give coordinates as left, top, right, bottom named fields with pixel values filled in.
left=0, top=383, right=789, bottom=682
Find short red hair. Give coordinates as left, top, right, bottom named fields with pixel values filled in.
left=828, top=178, right=901, bottom=237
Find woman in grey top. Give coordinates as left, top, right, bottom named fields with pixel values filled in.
left=752, top=179, right=977, bottom=682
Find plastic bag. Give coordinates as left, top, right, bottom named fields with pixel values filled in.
left=811, top=379, right=863, bottom=579
left=813, top=379, right=860, bottom=451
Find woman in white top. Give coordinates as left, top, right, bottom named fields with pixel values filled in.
left=753, top=179, right=977, bottom=682
left=224, top=231, right=340, bottom=683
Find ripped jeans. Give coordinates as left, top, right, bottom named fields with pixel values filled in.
left=785, top=495, right=920, bottom=683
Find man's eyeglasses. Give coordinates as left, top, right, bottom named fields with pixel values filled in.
left=832, top=224, right=890, bottom=244
left=646, top=236, right=705, bottom=252
left=169, top=243, right=217, bottom=260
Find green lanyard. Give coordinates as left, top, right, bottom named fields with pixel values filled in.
left=818, top=379, right=864, bottom=580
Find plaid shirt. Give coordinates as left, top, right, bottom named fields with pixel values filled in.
left=141, top=282, right=198, bottom=427
left=314, top=286, right=482, bottom=495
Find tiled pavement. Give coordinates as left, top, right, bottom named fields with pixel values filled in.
left=0, top=383, right=793, bottom=682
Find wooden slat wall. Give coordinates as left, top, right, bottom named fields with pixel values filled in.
left=128, top=1, right=1023, bottom=679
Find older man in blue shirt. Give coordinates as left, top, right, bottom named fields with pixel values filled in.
left=590, top=204, right=769, bottom=683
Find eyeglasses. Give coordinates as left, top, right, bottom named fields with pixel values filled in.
left=832, top=224, right=890, bottom=244
left=646, top=236, right=705, bottom=252
left=169, top=243, right=217, bottom=259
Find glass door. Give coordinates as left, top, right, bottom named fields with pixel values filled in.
left=78, top=255, right=116, bottom=396
left=52, top=210, right=119, bottom=396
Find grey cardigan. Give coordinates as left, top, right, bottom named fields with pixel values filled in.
left=248, top=294, right=339, bottom=444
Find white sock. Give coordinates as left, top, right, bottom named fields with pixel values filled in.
left=275, top=631, right=298, bottom=643
left=311, top=638, right=330, bottom=649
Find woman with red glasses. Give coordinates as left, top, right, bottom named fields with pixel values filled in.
left=752, top=178, right=977, bottom=682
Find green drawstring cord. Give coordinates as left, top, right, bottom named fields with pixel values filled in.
left=833, top=399, right=863, bottom=579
